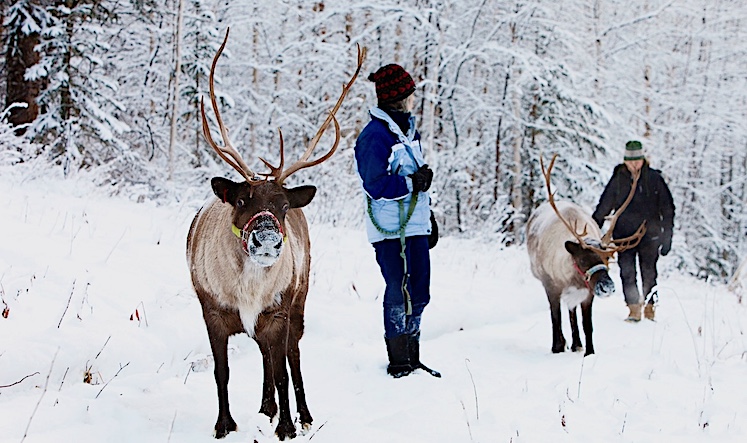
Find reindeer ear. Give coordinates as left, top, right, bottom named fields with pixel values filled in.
left=211, top=177, right=242, bottom=205
left=565, top=241, right=583, bottom=255
left=286, top=185, right=317, bottom=209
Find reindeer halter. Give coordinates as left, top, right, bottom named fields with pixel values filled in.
left=231, top=211, right=287, bottom=254
left=574, top=263, right=608, bottom=288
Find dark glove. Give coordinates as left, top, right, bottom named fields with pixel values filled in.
left=428, top=210, right=439, bottom=249
left=660, top=234, right=672, bottom=256
left=409, top=165, right=433, bottom=193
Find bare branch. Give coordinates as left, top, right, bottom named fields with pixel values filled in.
left=21, top=348, right=59, bottom=442
left=0, top=372, right=39, bottom=389
left=95, top=362, right=130, bottom=399
left=57, top=279, right=76, bottom=328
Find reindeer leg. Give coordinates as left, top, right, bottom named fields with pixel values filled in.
left=288, top=307, right=312, bottom=430
left=256, top=311, right=296, bottom=441
left=203, top=313, right=238, bottom=439
left=568, top=307, right=583, bottom=352
left=254, top=335, right=278, bottom=420
left=581, top=298, right=595, bottom=356
left=548, top=294, right=566, bottom=353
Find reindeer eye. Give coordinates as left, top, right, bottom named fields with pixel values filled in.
left=282, top=203, right=289, bottom=212
left=236, top=199, right=245, bottom=208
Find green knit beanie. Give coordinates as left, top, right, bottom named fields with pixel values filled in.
left=624, top=140, right=645, bottom=161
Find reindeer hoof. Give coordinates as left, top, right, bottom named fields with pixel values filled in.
left=299, top=411, right=313, bottom=430
left=259, top=401, right=278, bottom=420
left=297, top=421, right=313, bottom=436
left=551, top=340, right=566, bottom=353
left=275, top=420, right=297, bottom=441
left=213, top=416, right=237, bottom=439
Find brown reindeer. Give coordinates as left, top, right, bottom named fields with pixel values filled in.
left=526, top=155, right=645, bottom=356
left=186, top=29, right=365, bottom=440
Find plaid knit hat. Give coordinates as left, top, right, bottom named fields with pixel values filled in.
left=368, top=64, right=416, bottom=105
left=624, top=140, right=645, bottom=160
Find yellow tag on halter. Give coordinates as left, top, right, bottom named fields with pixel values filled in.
left=231, top=224, right=242, bottom=239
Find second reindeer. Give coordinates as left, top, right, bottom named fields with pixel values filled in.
left=526, top=155, right=646, bottom=355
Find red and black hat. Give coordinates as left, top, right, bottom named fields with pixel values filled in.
left=368, top=64, right=416, bottom=105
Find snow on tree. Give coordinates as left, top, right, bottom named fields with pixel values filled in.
left=0, top=0, right=745, bottom=281
left=27, top=0, right=129, bottom=174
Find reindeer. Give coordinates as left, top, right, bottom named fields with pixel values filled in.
left=186, top=29, right=365, bottom=440
left=526, top=155, right=645, bottom=356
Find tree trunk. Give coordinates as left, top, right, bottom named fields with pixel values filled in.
left=168, top=0, right=185, bottom=181
left=494, top=67, right=510, bottom=202
left=5, top=29, right=44, bottom=131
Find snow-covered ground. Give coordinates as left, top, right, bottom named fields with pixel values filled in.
left=1, top=169, right=746, bottom=443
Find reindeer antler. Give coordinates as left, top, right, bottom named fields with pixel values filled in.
left=540, top=155, right=591, bottom=244
left=200, top=28, right=257, bottom=183
left=202, top=30, right=366, bottom=186
left=540, top=154, right=647, bottom=262
left=267, top=44, right=367, bottom=185
left=600, top=165, right=647, bottom=250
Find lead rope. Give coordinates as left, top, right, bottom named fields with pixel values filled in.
left=367, top=193, right=419, bottom=315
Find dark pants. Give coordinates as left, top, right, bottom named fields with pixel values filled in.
left=374, top=236, right=431, bottom=339
left=617, top=235, right=661, bottom=306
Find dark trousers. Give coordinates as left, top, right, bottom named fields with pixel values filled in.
left=617, top=235, right=661, bottom=306
left=374, top=236, right=431, bottom=339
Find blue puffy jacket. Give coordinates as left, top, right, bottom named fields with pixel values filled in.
left=354, top=107, right=431, bottom=243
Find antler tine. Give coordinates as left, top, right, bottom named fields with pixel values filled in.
left=600, top=168, right=641, bottom=246
left=610, top=220, right=647, bottom=252
left=200, top=27, right=257, bottom=182
left=258, top=128, right=285, bottom=181
left=540, top=154, right=592, bottom=248
left=277, top=44, right=367, bottom=184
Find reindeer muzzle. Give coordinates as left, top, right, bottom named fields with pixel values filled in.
left=593, top=272, right=615, bottom=298
left=234, top=211, right=286, bottom=266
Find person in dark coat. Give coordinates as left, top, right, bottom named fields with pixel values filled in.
left=592, top=140, right=675, bottom=322
left=354, top=63, right=440, bottom=378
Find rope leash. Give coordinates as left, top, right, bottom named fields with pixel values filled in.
left=368, top=194, right=419, bottom=315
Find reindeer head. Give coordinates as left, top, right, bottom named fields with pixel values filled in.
left=211, top=178, right=315, bottom=266
left=564, top=240, right=615, bottom=298
left=201, top=28, right=365, bottom=267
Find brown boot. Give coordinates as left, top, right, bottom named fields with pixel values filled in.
left=625, top=304, right=642, bottom=322
left=644, top=303, right=656, bottom=321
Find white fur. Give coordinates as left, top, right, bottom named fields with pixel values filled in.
left=526, top=201, right=602, bottom=291
left=188, top=198, right=308, bottom=336
left=561, top=286, right=591, bottom=309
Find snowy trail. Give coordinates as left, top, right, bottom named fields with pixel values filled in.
left=1, top=172, right=746, bottom=443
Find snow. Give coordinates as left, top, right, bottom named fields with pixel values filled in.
left=1, top=170, right=746, bottom=443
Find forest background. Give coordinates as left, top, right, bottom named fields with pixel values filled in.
left=1, top=0, right=745, bottom=282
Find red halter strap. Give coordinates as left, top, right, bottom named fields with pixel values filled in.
left=573, top=262, right=590, bottom=288
left=244, top=210, right=284, bottom=237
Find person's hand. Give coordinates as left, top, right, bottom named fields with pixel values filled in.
left=409, top=165, right=433, bottom=193
left=660, top=234, right=672, bottom=256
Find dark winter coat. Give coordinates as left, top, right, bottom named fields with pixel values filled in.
left=592, top=162, right=675, bottom=243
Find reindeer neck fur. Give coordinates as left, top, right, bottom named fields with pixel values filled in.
left=527, top=201, right=602, bottom=292
left=188, top=199, right=310, bottom=335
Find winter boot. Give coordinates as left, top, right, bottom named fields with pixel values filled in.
left=407, top=331, right=441, bottom=378
left=385, top=335, right=413, bottom=378
left=644, top=303, right=656, bottom=321
left=625, top=304, right=642, bottom=322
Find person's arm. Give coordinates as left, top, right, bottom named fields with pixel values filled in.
left=354, top=128, right=410, bottom=200
left=592, top=172, right=618, bottom=228
left=658, top=174, right=675, bottom=255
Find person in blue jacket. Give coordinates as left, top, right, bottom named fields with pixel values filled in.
left=355, top=64, right=440, bottom=378
left=592, top=141, right=675, bottom=322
